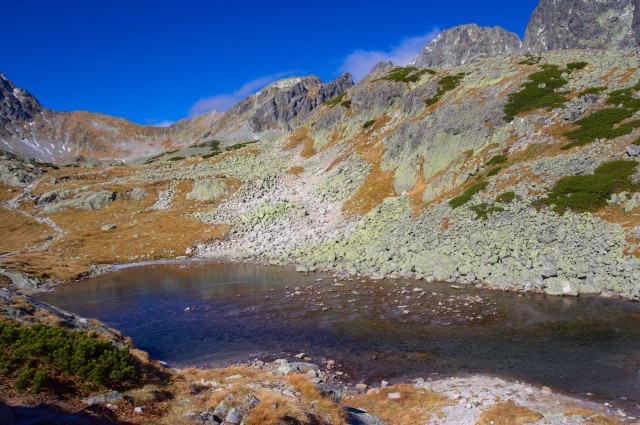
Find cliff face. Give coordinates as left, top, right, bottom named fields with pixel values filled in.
left=523, top=0, right=640, bottom=51
left=412, top=24, right=522, bottom=68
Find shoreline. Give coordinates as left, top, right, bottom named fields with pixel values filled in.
left=16, top=253, right=640, bottom=305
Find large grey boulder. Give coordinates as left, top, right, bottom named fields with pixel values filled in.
left=186, top=178, right=230, bottom=201
left=412, top=24, right=522, bottom=68
left=523, top=0, right=640, bottom=51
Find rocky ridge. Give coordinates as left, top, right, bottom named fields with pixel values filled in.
left=412, top=24, right=522, bottom=68
left=0, top=73, right=352, bottom=163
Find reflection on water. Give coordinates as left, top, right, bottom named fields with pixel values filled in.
left=37, top=262, right=640, bottom=405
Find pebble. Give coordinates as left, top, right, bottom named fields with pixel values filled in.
left=387, top=392, right=402, bottom=399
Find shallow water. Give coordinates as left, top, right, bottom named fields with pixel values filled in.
left=37, top=262, right=640, bottom=406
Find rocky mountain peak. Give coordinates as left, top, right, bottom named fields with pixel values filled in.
left=523, top=0, right=640, bottom=51
left=412, top=24, right=522, bottom=68
left=0, top=73, right=43, bottom=123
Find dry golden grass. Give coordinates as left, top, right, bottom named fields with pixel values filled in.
left=287, top=166, right=305, bottom=176
left=344, top=384, right=450, bottom=425
left=564, top=408, right=618, bottom=425
left=476, top=401, right=543, bottom=425
left=1, top=171, right=232, bottom=281
left=285, top=127, right=316, bottom=158
left=601, top=66, right=620, bottom=84
left=171, top=367, right=345, bottom=425
left=343, top=163, right=395, bottom=216
left=1, top=253, right=92, bottom=281
left=288, top=374, right=347, bottom=424
left=0, top=208, right=50, bottom=253
left=0, top=184, right=20, bottom=201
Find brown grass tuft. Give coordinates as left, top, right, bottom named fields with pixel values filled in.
left=476, top=401, right=543, bottom=425
left=344, top=384, right=450, bottom=425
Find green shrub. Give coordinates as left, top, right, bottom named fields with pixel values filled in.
left=470, top=203, right=504, bottom=220
left=503, top=65, right=569, bottom=122
left=31, top=161, right=60, bottom=170
left=567, top=62, right=588, bottom=70
left=519, top=55, right=541, bottom=65
left=325, top=92, right=347, bottom=107
left=607, top=84, right=640, bottom=110
left=341, top=100, right=352, bottom=109
left=0, top=322, right=138, bottom=393
left=362, top=119, right=376, bottom=129
left=486, top=167, right=502, bottom=177
left=380, top=67, right=430, bottom=83
left=543, top=160, right=640, bottom=213
left=169, top=156, right=186, bottom=161
left=579, top=86, right=607, bottom=96
left=449, top=181, right=488, bottom=209
left=224, top=141, right=258, bottom=151
left=496, top=191, right=517, bottom=204
left=425, top=73, right=465, bottom=106
left=487, top=155, right=508, bottom=166
left=633, top=137, right=640, bottom=146
left=562, top=107, right=640, bottom=149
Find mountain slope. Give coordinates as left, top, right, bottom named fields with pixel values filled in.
left=0, top=73, right=353, bottom=163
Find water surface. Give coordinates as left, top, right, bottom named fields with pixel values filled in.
left=37, top=262, right=640, bottom=407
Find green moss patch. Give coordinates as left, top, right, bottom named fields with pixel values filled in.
left=496, top=191, right=517, bottom=204
left=579, top=86, right=607, bottom=96
left=503, top=64, right=569, bottom=122
left=519, top=55, right=541, bottom=65
left=562, top=82, right=640, bottom=149
left=363, top=119, right=376, bottom=129
left=380, top=67, right=434, bottom=83
left=562, top=108, right=640, bottom=149
left=425, top=73, right=465, bottom=106
left=566, top=61, right=588, bottom=71
left=486, top=167, right=502, bottom=177
left=0, top=322, right=138, bottom=394
left=325, top=92, right=347, bottom=107
left=449, top=181, right=488, bottom=209
left=225, top=140, right=258, bottom=151
left=487, top=155, right=508, bottom=166
left=543, top=160, right=640, bottom=213
left=470, top=203, right=504, bottom=220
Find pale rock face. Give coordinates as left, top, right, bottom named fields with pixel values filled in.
left=523, top=0, right=640, bottom=51
left=412, top=24, right=522, bottom=68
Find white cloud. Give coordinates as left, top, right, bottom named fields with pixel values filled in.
left=189, top=71, right=298, bottom=117
left=151, top=120, right=174, bottom=128
left=338, top=29, right=441, bottom=82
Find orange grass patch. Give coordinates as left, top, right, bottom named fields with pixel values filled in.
left=0, top=208, right=50, bottom=253
left=344, top=384, right=450, bottom=425
left=476, top=401, right=543, bottom=425
left=1, top=171, right=232, bottom=281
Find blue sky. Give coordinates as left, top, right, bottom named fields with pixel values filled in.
left=3, top=0, right=538, bottom=125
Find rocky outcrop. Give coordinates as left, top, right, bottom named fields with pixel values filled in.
left=180, top=73, right=354, bottom=144
left=523, top=0, right=640, bottom=51
left=412, top=24, right=522, bottom=68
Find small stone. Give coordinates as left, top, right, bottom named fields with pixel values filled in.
left=355, top=383, right=368, bottom=391
left=387, top=392, right=402, bottom=400
left=101, top=224, right=117, bottom=231
left=295, top=353, right=306, bottom=359
left=133, top=407, right=144, bottom=413
left=381, top=380, right=389, bottom=388
left=225, top=407, right=243, bottom=424
left=225, top=374, right=243, bottom=381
